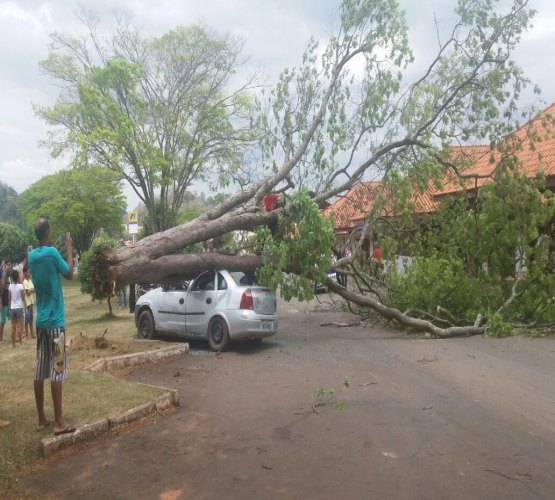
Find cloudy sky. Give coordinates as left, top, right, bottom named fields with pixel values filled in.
left=1, top=0, right=554, bottom=209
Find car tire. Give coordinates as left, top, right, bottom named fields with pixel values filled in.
left=207, top=316, right=230, bottom=352
left=138, top=310, right=157, bottom=340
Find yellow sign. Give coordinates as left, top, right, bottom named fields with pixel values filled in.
left=128, top=211, right=138, bottom=223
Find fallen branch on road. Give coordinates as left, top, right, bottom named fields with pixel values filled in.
left=320, top=321, right=362, bottom=328
left=326, top=278, right=487, bottom=338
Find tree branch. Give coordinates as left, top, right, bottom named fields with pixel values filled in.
left=325, top=279, right=486, bottom=338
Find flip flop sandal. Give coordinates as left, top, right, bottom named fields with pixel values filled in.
left=54, top=424, right=76, bottom=436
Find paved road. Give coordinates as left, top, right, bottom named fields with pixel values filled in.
left=25, top=296, right=555, bottom=499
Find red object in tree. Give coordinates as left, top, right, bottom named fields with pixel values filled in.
left=262, top=193, right=281, bottom=212
left=373, top=246, right=382, bottom=264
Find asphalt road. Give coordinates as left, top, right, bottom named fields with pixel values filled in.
left=25, top=295, right=555, bottom=499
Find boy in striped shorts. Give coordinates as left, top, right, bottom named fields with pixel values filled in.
left=28, top=217, right=76, bottom=435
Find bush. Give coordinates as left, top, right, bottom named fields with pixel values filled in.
left=0, top=223, right=29, bottom=262
left=79, top=237, right=120, bottom=310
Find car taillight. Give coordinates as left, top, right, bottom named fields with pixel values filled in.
left=240, top=288, right=254, bottom=310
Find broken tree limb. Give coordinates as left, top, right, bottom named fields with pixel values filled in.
left=320, top=321, right=362, bottom=328
left=325, top=278, right=487, bottom=338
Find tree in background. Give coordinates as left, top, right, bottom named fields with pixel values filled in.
left=0, top=224, right=28, bottom=262
left=37, top=13, right=257, bottom=232
left=0, top=182, right=23, bottom=228
left=18, top=167, right=126, bottom=254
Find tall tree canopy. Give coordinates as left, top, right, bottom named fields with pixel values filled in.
left=37, top=15, right=256, bottom=232
left=0, top=224, right=28, bottom=262
left=43, top=0, right=547, bottom=335
left=0, top=182, right=23, bottom=228
left=18, top=167, right=126, bottom=254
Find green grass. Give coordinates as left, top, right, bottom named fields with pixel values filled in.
left=0, top=277, right=174, bottom=495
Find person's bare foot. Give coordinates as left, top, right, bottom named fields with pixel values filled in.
left=36, top=420, right=51, bottom=431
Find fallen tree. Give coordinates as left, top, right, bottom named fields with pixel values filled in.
left=46, top=0, right=550, bottom=334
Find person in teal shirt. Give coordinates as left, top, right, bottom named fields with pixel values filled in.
left=28, top=217, right=76, bottom=435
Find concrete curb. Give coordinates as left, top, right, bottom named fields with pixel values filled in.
left=42, top=345, right=186, bottom=456
left=86, top=343, right=189, bottom=372
left=42, top=388, right=179, bottom=456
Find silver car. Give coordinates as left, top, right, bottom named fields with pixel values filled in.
left=134, top=270, right=278, bottom=351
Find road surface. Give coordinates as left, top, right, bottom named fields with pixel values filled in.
left=25, top=296, right=555, bottom=499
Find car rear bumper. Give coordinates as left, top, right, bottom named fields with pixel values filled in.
left=226, top=311, right=278, bottom=340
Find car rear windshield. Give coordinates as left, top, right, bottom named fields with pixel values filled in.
left=229, top=271, right=256, bottom=286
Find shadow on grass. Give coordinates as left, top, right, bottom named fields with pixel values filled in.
left=72, top=313, right=132, bottom=326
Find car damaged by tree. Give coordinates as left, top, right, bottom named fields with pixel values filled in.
left=135, top=270, right=278, bottom=351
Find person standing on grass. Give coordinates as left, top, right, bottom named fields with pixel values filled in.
left=8, top=269, right=26, bottom=347
left=117, top=284, right=127, bottom=309
left=0, top=263, right=10, bottom=427
left=23, top=267, right=36, bottom=339
left=0, top=261, right=9, bottom=342
left=28, top=217, right=75, bottom=435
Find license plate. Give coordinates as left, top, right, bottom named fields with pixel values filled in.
left=261, top=320, right=273, bottom=331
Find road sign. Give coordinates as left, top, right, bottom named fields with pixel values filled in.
left=128, top=211, right=138, bottom=223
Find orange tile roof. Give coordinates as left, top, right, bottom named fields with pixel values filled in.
left=326, top=103, right=555, bottom=233
left=323, top=181, right=380, bottom=233
left=434, top=103, right=555, bottom=197
left=324, top=179, right=439, bottom=232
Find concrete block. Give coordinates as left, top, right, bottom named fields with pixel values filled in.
left=86, top=344, right=189, bottom=372
left=42, top=418, right=109, bottom=456
left=87, top=358, right=107, bottom=372
left=108, top=401, right=155, bottom=429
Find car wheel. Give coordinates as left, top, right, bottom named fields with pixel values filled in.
left=207, top=316, right=230, bottom=352
left=138, top=310, right=157, bottom=340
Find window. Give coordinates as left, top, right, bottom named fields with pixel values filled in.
left=192, top=272, right=215, bottom=291
left=230, top=271, right=255, bottom=286
left=217, top=273, right=228, bottom=290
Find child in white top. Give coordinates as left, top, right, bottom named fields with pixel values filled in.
left=8, top=269, right=26, bottom=347
left=23, top=267, right=35, bottom=339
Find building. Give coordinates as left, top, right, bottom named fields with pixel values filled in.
left=324, top=102, right=555, bottom=247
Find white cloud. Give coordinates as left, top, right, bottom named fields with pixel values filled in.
left=0, top=1, right=53, bottom=31
left=0, top=157, right=60, bottom=192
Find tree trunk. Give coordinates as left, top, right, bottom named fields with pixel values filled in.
left=115, top=253, right=264, bottom=286
left=104, top=209, right=277, bottom=286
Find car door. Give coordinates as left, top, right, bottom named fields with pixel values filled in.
left=156, top=285, right=187, bottom=335
left=184, top=271, right=217, bottom=336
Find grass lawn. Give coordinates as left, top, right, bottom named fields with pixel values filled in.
left=0, top=277, right=175, bottom=495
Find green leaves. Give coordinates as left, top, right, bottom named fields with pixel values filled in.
left=0, top=224, right=28, bottom=262
left=18, top=167, right=126, bottom=254
left=79, top=237, right=120, bottom=304
left=385, top=172, right=555, bottom=329
left=254, top=190, right=335, bottom=301
left=37, top=19, right=256, bottom=232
